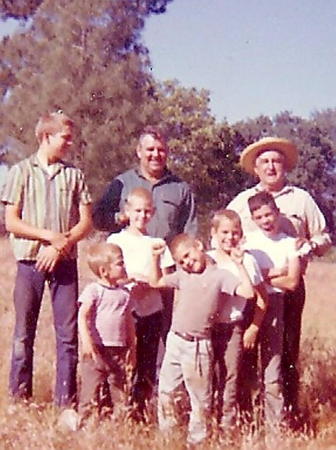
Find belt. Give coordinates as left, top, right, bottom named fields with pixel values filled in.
left=172, top=330, right=208, bottom=342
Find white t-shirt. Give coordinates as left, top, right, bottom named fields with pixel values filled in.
left=207, top=250, right=262, bottom=323
left=107, top=229, right=174, bottom=316
left=245, top=229, right=297, bottom=294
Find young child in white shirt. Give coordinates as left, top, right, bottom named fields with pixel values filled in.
left=245, top=191, right=301, bottom=430
left=208, top=209, right=268, bottom=429
left=107, top=187, right=174, bottom=418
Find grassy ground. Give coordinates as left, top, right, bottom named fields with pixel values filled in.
left=0, top=238, right=335, bottom=449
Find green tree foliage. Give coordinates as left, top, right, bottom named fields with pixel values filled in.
left=152, top=80, right=245, bottom=234
left=1, top=1, right=336, bottom=238
left=0, top=0, right=172, bottom=197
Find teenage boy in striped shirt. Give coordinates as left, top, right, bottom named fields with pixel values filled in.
left=1, top=111, right=92, bottom=407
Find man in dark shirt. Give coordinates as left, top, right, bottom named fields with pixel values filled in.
left=93, top=125, right=197, bottom=243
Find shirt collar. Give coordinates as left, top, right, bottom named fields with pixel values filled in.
left=31, top=153, right=66, bottom=178
left=135, top=166, right=173, bottom=184
left=255, top=182, right=294, bottom=197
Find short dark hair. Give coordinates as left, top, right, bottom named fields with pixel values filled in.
left=169, top=233, right=203, bottom=259
left=138, top=125, right=167, bottom=146
left=248, top=191, right=278, bottom=214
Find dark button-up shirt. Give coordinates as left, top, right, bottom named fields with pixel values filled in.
left=93, top=168, right=197, bottom=243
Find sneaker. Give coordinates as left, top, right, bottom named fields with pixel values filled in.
left=57, top=408, right=80, bottom=431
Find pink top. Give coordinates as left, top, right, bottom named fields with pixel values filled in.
left=78, top=282, right=132, bottom=347
left=163, top=265, right=239, bottom=339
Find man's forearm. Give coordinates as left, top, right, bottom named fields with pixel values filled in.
left=92, top=179, right=124, bottom=231
left=6, top=204, right=64, bottom=244
left=67, top=204, right=93, bottom=247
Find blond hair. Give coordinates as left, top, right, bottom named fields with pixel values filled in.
left=35, top=111, right=74, bottom=144
left=87, top=242, right=122, bottom=277
left=126, top=187, right=153, bottom=206
left=211, top=209, right=242, bottom=232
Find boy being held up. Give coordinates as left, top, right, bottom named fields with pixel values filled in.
left=208, top=209, right=268, bottom=429
left=150, top=234, right=254, bottom=447
left=245, top=191, right=301, bottom=430
left=77, top=243, right=135, bottom=422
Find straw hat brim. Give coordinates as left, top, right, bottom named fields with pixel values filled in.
left=240, top=137, right=298, bottom=175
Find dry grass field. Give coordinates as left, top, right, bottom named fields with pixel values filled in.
left=0, top=237, right=335, bottom=449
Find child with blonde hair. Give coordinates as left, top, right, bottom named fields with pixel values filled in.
left=209, top=209, right=268, bottom=429
left=107, top=187, right=174, bottom=418
left=77, top=242, right=135, bottom=421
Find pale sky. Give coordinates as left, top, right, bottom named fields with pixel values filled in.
left=143, top=0, right=336, bottom=123
left=1, top=1, right=336, bottom=123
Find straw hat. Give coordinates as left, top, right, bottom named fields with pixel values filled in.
left=240, top=137, right=298, bottom=175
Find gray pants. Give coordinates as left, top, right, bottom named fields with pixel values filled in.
left=212, top=321, right=243, bottom=427
left=158, top=331, right=213, bottom=445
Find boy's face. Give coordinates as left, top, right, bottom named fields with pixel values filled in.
left=126, top=196, right=154, bottom=232
left=251, top=203, right=280, bottom=236
left=213, top=217, right=242, bottom=253
left=173, top=241, right=206, bottom=274
left=46, top=126, right=73, bottom=162
left=103, top=251, right=127, bottom=284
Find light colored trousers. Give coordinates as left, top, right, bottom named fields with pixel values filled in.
left=212, top=321, right=243, bottom=427
left=158, top=331, right=213, bottom=445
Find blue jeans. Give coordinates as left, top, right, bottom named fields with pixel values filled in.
left=9, top=259, right=78, bottom=407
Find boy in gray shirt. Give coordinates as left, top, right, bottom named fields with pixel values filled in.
left=150, top=234, right=254, bottom=446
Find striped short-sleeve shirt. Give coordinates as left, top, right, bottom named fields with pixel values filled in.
left=1, top=154, right=92, bottom=260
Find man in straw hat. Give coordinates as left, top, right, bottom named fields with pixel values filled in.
left=228, top=136, right=331, bottom=425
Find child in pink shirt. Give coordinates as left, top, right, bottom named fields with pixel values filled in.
left=77, top=242, right=135, bottom=422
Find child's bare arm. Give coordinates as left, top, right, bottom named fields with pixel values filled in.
left=149, top=241, right=169, bottom=288
left=243, top=282, right=268, bottom=350
left=263, top=265, right=288, bottom=279
left=78, top=300, right=98, bottom=362
left=266, top=256, right=301, bottom=291
left=230, top=247, right=254, bottom=299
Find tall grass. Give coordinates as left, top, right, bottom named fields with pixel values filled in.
left=0, top=239, right=335, bottom=449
